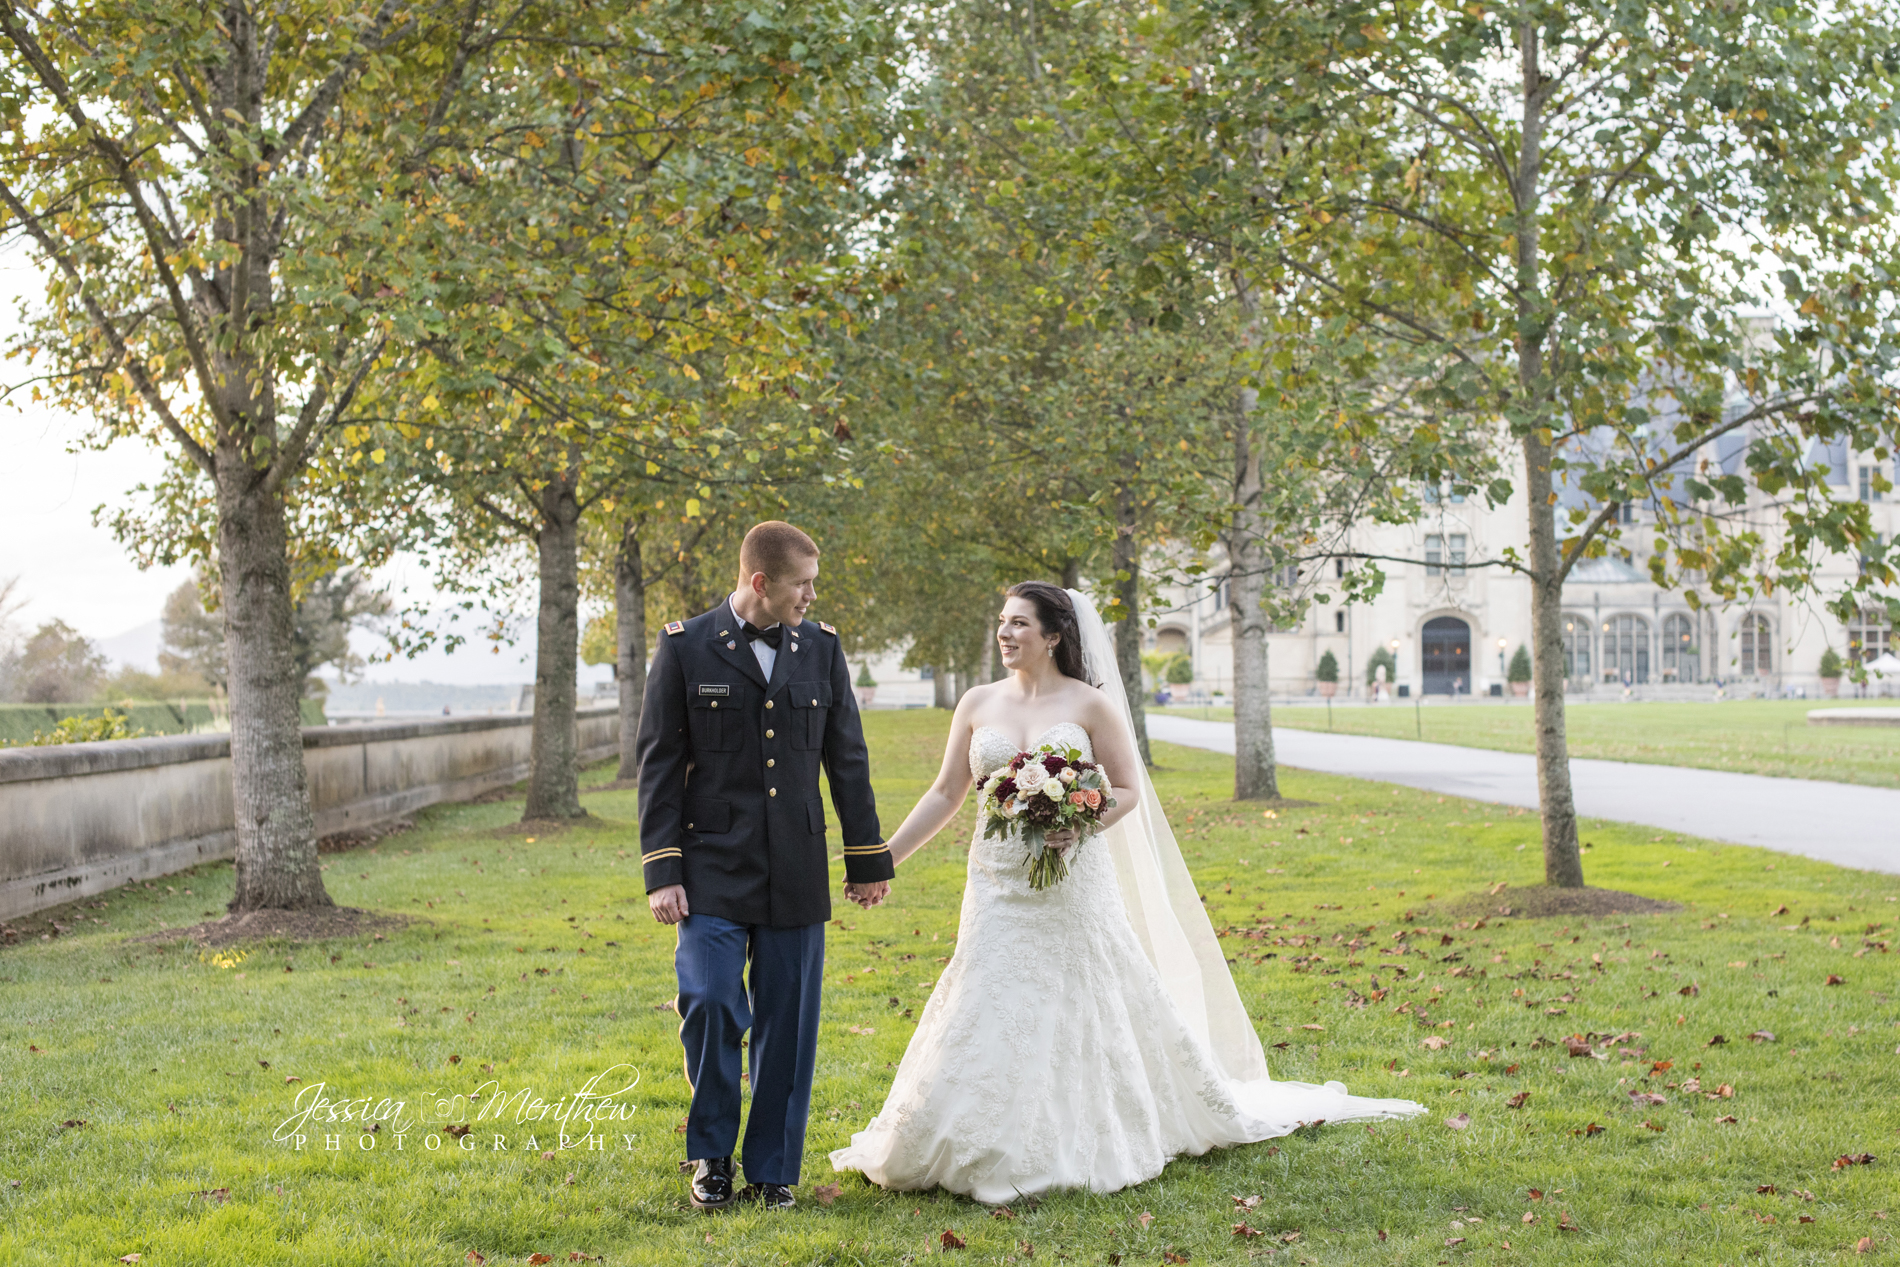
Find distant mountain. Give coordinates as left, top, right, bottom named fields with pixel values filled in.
left=98, top=618, right=162, bottom=672
left=320, top=679, right=526, bottom=715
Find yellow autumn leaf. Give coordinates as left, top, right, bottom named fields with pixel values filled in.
left=370, top=448, right=386, bottom=464
left=685, top=497, right=702, bottom=518
left=680, top=363, right=701, bottom=380
left=422, top=394, right=439, bottom=410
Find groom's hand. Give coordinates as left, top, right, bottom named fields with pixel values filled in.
left=649, top=884, right=690, bottom=925
left=843, top=880, right=889, bottom=909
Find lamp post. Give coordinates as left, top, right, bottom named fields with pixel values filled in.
left=1497, top=637, right=1507, bottom=682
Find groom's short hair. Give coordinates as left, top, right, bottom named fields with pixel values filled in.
left=739, top=521, right=820, bottom=586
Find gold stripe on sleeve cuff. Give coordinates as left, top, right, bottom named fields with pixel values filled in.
left=641, top=848, right=682, bottom=863
left=841, top=844, right=891, bottom=855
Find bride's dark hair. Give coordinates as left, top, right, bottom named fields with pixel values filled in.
left=1005, top=582, right=1091, bottom=684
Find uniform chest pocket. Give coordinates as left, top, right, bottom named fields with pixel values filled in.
left=688, top=693, right=740, bottom=752
left=788, top=682, right=832, bottom=750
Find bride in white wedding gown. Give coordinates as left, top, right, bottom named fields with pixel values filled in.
left=829, top=583, right=1423, bottom=1203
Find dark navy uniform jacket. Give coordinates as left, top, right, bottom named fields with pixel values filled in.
left=636, top=599, right=891, bottom=928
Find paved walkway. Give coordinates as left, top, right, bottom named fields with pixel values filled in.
left=1146, top=714, right=1900, bottom=875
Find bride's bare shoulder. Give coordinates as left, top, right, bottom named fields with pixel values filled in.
left=1072, top=681, right=1124, bottom=730
left=951, top=679, right=1006, bottom=722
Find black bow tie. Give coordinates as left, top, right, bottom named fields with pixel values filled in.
left=742, top=621, right=783, bottom=649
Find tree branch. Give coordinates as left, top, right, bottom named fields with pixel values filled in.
left=0, top=177, right=215, bottom=475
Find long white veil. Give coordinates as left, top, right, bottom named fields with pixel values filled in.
left=1067, top=589, right=1271, bottom=1084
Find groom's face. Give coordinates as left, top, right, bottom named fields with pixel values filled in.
left=750, top=554, right=820, bottom=627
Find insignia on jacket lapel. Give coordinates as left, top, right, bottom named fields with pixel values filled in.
left=664, top=621, right=686, bottom=635
left=697, top=684, right=731, bottom=697
left=817, top=620, right=837, bottom=635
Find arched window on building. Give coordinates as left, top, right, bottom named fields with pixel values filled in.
left=1561, top=613, right=1592, bottom=681
left=1600, top=614, right=1651, bottom=684
left=1737, top=613, right=1773, bottom=677
left=1661, top=613, right=1698, bottom=683
left=1847, top=606, right=1893, bottom=665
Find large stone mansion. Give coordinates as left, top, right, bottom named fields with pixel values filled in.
left=1146, top=449, right=1899, bottom=701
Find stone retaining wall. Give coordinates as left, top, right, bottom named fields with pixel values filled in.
left=0, top=708, right=619, bottom=921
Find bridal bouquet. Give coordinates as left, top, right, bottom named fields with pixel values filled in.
left=978, top=743, right=1116, bottom=890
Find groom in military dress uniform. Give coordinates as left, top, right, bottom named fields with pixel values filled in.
left=638, top=521, right=892, bottom=1210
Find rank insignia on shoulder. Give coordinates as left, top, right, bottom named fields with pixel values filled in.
left=817, top=621, right=837, bottom=635
left=664, top=621, right=686, bottom=636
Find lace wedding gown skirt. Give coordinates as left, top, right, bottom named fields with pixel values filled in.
left=829, top=723, right=1422, bottom=1203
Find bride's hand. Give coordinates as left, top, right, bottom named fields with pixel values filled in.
left=1044, top=827, right=1080, bottom=858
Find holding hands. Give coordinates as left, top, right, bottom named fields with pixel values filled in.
left=844, top=880, right=890, bottom=909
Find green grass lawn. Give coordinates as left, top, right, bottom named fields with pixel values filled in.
left=2, top=710, right=1896, bottom=1265
left=1158, top=698, right=1900, bottom=788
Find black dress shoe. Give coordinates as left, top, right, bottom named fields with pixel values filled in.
left=689, top=1156, right=735, bottom=1210
left=737, top=1182, right=795, bottom=1209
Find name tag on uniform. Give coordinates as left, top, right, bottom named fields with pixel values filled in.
left=697, top=684, right=731, bottom=697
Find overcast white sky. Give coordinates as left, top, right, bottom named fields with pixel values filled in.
left=0, top=247, right=593, bottom=686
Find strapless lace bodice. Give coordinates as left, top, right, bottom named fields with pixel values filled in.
left=968, top=721, right=1093, bottom=781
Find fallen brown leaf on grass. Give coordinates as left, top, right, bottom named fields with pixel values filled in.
left=1834, top=1153, right=1877, bottom=1170
left=1162, top=1251, right=1190, bottom=1264
left=990, top=1205, right=1016, bottom=1220
left=1421, top=1035, right=1450, bottom=1050
left=192, top=1188, right=230, bottom=1203
left=1138, top=1211, right=1154, bottom=1229
left=567, top=1255, right=602, bottom=1263
left=1749, top=1030, right=1777, bottom=1043
left=1232, top=1195, right=1262, bottom=1210
left=1506, top=1091, right=1531, bottom=1109
left=1232, top=1223, right=1264, bottom=1239
left=939, top=1229, right=966, bottom=1250
left=464, top=1254, right=485, bottom=1266
left=811, top=1184, right=842, bottom=1206
left=1857, top=1237, right=1874, bottom=1253
left=1522, top=1212, right=1536, bottom=1224
left=1445, top=1237, right=1466, bottom=1247
left=1716, top=1114, right=1740, bottom=1124
left=1826, top=974, right=1846, bottom=986
left=1757, top=1184, right=1778, bottom=1195
left=1577, top=1123, right=1606, bottom=1137
left=118, top=1257, right=140, bottom=1264
left=528, top=1255, right=553, bottom=1265
left=1445, top=1112, right=1471, bottom=1130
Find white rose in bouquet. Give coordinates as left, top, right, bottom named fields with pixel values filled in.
left=1013, top=762, right=1048, bottom=794
left=1042, top=779, right=1065, bottom=800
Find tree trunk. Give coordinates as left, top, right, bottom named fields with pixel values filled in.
left=614, top=521, right=647, bottom=782
left=525, top=463, right=585, bottom=820
left=1515, top=22, right=1584, bottom=887
left=1226, top=386, right=1280, bottom=800
left=218, top=462, right=332, bottom=911
left=932, top=666, right=955, bottom=709
left=1112, top=487, right=1152, bottom=767
left=1523, top=434, right=1584, bottom=886
left=1060, top=557, right=1081, bottom=590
